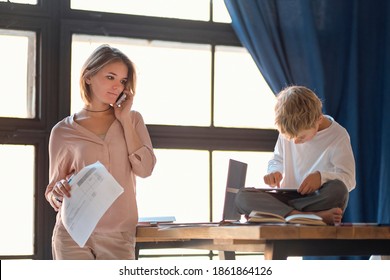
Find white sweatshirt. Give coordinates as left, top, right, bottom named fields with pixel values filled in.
left=267, top=116, right=356, bottom=191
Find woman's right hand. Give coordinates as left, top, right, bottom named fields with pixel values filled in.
left=263, top=171, right=283, bottom=187
left=51, top=175, right=73, bottom=211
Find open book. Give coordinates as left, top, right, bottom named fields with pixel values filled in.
left=248, top=211, right=326, bottom=226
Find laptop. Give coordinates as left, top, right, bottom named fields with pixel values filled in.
left=221, top=159, right=248, bottom=222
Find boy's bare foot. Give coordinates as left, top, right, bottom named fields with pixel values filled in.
left=288, top=207, right=343, bottom=225
left=315, top=208, right=343, bottom=225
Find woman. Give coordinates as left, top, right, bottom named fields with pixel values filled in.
left=45, top=44, right=156, bottom=259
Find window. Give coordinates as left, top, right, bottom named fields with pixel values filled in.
left=71, top=36, right=276, bottom=128
left=0, top=145, right=35, bottom=256
left=137, top=150, right=274, bottom=223
left=0, top=0, right=278, bottom=260
left=137, top=149, right=210, bottom=222
left=72, top=0, right=211, bottom=21
left=212, top=0, right=231, bottom=23
left=214, top=46, right=276, bottom=129
left=71, top=36, right=212, bottom=126
left=0, top=2, right=50, bottom=260
left=0, top=29, right=36, bottom=119
left=71, top=0, right=232, bottom=23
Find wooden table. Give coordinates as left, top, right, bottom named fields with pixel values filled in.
left=136, top=224, right=390, bottom=260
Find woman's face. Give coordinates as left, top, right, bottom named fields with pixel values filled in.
left=87, top=61, right=128, bottom=105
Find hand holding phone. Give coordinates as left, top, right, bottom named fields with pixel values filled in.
left=115, top=92, right=126, bottom=107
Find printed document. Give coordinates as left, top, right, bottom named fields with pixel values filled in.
left=61, top=161, right=124, bottom=247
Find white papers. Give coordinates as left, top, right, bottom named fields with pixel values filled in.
left=61, top=161, right=124, bottom=247
left=138, top=216, right=176, bottom=224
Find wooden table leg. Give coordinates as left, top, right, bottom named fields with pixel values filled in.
left=218, top=251, right=236, bottom=260
left=264, top=241, right=288, bottom=260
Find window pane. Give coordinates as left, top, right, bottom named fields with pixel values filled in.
left=214, top=46, right=276, bottom=129
left=136, top=149, right=210, bottom=257
left=212, top=0, right=231, bottom=23
left=212, top=151, right=273, bottom=222
left=71, top=0, right=210, bottom=21
left=0, top=29, right=36, bottom=119
left=72, top=35, right=211, bottom=126
left=137, top=149, right=210, bottom=223
left=0, top=145, right=35, bottom=255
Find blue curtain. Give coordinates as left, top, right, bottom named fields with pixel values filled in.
left=224, top=0, right=390, bottom=258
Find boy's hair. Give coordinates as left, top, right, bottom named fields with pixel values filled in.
left=79, top=44, right=137, bottom=105
left=274, top=86, right=322, bottom=139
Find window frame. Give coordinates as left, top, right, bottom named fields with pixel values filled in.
left=0, top=1, right=59, bottom=260
left=0, top=0, right=278, bottom=260
left=0, top=0, right=49, bottom=17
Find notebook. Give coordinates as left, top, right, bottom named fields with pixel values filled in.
left=221, top=159, right=248, bottom=222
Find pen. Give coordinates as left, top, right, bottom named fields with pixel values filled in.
left=68, top=174, right=74, bottom=184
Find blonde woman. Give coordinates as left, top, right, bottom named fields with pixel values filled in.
left=45, top=44, right=156, bottom=259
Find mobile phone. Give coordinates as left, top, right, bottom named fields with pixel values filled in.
left=115, top=92, right=126, bottom=107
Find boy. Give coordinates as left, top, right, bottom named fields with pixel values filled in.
left=235, top=86, right=356, bottom=224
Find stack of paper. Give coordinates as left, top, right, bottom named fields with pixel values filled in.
left=61, top=161, right=124, bottom=247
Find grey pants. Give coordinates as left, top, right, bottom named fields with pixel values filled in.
left=235, top=179, right=349, bottom=217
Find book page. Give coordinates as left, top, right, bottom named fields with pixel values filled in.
left=249, top=211, right=284, bottom=219
left=61, top=161, right=124, bottom=247
left=285, top=213, right=322, bottom=221
left=285, top=213, right=326, bottom=225
left=248, top=211, right=285, bottom=223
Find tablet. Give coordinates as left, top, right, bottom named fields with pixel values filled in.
left=245, top=187, right=298, bottom=193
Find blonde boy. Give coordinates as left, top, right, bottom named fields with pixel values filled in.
left=235, top=86, right=356, bottom=224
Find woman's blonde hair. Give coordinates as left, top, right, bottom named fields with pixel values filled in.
left=274, top=85, right=323, bottom=138
left=79, top=44, right=137, bottom=105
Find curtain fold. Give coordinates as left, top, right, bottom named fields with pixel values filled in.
left=224, top=0, right=390, bottom=249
